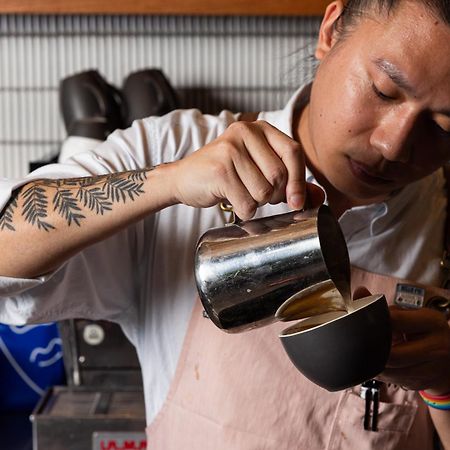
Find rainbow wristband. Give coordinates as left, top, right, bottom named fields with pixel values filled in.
left=418, top=390, right=450, bottom=410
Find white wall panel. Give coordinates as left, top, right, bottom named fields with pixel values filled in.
left=0, top=15, right=320, bottom=178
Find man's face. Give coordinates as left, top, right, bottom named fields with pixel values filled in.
left=300, top=1, right=450, bottom=206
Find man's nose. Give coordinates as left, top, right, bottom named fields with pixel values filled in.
left=369, top=108, right=417, bottom=163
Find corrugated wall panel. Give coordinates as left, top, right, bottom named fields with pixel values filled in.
left=0, top=15, right=319, bottom=178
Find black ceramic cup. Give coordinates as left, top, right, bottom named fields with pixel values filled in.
left=279, top=294, right=392, bottom=391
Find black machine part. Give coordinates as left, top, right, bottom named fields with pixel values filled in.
left=121, top=68, right=179, bottom=127
left=59, top=68, right=179, bottom=139
left=59, top=70, right=123, bottom=139
left=57, top=319, right=143, bottom=388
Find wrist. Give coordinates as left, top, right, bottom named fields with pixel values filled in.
left=419, top=390, right=450, bottom=410
left=145, top=162, right=181, bottom=210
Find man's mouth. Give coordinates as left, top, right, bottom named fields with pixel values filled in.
left=348, top=158, right=394, bottom=185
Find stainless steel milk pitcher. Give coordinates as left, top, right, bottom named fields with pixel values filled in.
left=194, top=205, right=352, bottom=333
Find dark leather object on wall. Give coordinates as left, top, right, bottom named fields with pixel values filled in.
left=59, top=70, right=123, bottom=140
left=59, top=68, right=179, bottom=140
left=121, top=68, right=179, bottom=127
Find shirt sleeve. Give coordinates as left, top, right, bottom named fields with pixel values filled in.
left=0, top=108, right=239, bottom=326
left=0, top=116, right=162, bottom=325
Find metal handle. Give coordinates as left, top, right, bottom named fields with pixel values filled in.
left=219, top=202, right=241, bottom=224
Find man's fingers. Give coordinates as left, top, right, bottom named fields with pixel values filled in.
left=216, top=120, right=307, bottom=213
left=219, top=166, right=259, bottom=220
left=235, top=126, right=288, bottom=205
left=280, top=145, right=306, bottom=210
left=390, top=306, right=448, bottom=334
left=255, top=121, right=306, bottom=210
left=386, top=333, right=447, bottom=368
left=378, top=361, right=442, bottom=391
left=231, top=146, right=276, bottom=207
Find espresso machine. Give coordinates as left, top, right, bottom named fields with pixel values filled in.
left=31, top=319, right=146, bottom=450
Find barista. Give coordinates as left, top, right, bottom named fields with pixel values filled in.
left=0, top=1, right=449, bottom=449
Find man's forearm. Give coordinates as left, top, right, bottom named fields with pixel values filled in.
left=0, top=163, right=176, bottom=278
left=425, top=332, right=450, bottom=450
left=429, top=407, right=450, bottom=450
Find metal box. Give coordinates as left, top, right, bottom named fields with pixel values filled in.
left=31, top=386, right=146, bottom=450
left=31, top=319, right=146, bottom=449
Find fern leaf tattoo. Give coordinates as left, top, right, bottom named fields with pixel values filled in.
left=0, top=196, right=18, bottom=231
left=22, top=185, right=56, bottom=231
left=3, top=168, right=151, bottom=231
left=128, top=170, right=148, bottom=183
left=53, top=188, right=85, bottom=226
left=76, top=186, right=113, bottom=215
left=102, top=173, right=146, bottom=203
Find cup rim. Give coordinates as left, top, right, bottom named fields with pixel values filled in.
left=279, top=294, right=385, bottom=337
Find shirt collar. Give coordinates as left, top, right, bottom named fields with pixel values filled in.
left=337, top=179, right=427, bottom=238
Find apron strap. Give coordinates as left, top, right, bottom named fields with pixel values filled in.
left=441, top=165, right=450, bottom=289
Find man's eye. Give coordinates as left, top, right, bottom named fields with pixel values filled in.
left=372, top=83, right=394, bottom=101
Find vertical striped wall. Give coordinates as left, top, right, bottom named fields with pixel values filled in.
left=0, top=15, right=320, bottom=178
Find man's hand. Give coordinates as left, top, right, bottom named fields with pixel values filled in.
left=170, top=120, right=322, bottom=220
left=379, top=306, right=450, bottom=394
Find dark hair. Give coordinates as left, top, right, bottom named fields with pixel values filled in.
left=336, top=0, right=450, bottom=36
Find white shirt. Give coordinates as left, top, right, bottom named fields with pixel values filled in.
left=0, top=85, right=446, bottom=423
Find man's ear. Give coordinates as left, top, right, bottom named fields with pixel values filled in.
left=315, top=1, right=346, bottom=60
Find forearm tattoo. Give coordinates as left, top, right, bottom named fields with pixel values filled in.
left=0, top=168, right=150, bottom=232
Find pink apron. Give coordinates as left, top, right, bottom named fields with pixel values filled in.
left=145, top=267, right=450, bottom=449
